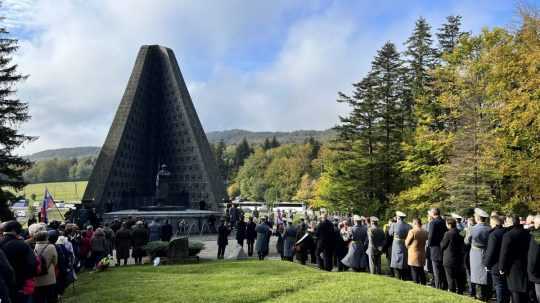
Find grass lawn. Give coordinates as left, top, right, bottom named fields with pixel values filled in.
left=6, top=181, right=88, bottom=203
left=63, top=260, right=477, bottom=303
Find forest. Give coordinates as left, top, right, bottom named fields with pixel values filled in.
left=224, top=11, right=540, bottom=217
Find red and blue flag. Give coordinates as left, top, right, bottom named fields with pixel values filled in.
left=40, top=188, right=55, bottom=223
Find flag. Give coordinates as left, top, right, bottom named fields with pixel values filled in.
left=41, top=188, right=55, bottom=223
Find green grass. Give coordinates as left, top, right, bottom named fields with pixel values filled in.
left=7, top=181, right=87, bottom=203
left=63, top=260, right=478, bottom=303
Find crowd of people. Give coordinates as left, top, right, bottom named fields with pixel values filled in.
left=0, top=216, right=176, bottom=303
left=219, top=207, right=540, bottom=303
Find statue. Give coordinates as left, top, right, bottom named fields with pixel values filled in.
left=155, top=164, right=171, bottom=204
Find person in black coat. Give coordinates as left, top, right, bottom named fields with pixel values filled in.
left=217, top=219, right=230, bottom=259
left=0, top=221, right=36, bottom=303
left=0, top=248, right=14, bottom=303
left=316, top=214, right=336, bottom=271
left=440, top=218, right=466, bottom=294
left=527, top=215, right=540, bottom=303
left=428, top=208, right=448, bottom=290
left=484, top=214, right=509, bottom=303
left=160, top=220, right=173, bottom=242
left=499, top=215, right=530, bottom=303
left=236, top=217, right=247, bottom=247
left=245, top=217, right=257, bottom=257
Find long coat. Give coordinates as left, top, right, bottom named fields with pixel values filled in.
left=405, top=227, right=427, bottom=267
left=428, top=216, right=447, bottom=262
left=467, top=222, right=490, bottom=285
left=115, top=228, right=132, bottom=259
left=341, top=224, right=368, bottom=269
left=217, top=224, right=230, bottom=246
left=528, top=229, right=540, bottom=284
left=389, top=221, right=411, bottom=269
left=246, top=222, right=257, bottom=241
left=255, top=224, right=272, bottom=256
left=483, top=226, right=506, bottom=272
left=283, top=225, right=297, bottom=258
left=131, top=226, right=149, bottom=258
left=499, top=226, right=530, bottom=292
left=440, top=228, right=465, bottom=269
left=366, top=226, right=385, bottom=257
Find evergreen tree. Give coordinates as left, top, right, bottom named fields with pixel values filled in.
left=371, top=42, right=407, bottom=199
left=403, top=17, right=438, bottom=129
left=212, top=140, right=228, bottom=180
left=0, top=17, right=33, bottom=220
left=262, top=137, right=272, bottom=150
left=437, top=15, right=466, bottom=55
left=270, top=136, right=280, bottom=148
left=233, top=138, right=252, bottom=169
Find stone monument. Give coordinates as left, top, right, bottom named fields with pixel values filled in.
left=83, top=45, right=227, bottom=225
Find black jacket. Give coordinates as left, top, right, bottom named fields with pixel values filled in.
left=0, top=248, right=14, bottom=303
left=440, top=228, right=464, bottom=268
left=246, top=222, right=257, bottom=240
left=528, top=229, right=540, bottom=283
left=217, top=224, right=230, bottom=246
left=483, top=226, right=506, bottom=272
left=0, top=234, right=36, bottom=291
left=236, top=221, right=247, bottom=241
left=315, top=219, right=336, bottom=249
left=428, top=216, right=447, bottom=262
left=499, top=226, right=530, bottom=292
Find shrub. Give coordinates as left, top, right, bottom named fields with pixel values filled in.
left=143, top=241, right=169, bottom=259
left=188, top=241, right=205, bottom=256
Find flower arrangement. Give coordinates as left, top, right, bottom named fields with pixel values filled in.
left=96, top=255, right=113, bottom=271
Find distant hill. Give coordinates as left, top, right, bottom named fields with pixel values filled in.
left=26, top=129, right=337, bottom=160
left=28, top=146, right=100, bottom=161
left=206, top=129, right=336, bottom=145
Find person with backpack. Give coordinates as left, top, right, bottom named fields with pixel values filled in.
left=0, top=221, right=36, bottom=303
left=49, top=231, right=75, bottom=298
left=33, top=230, right=58, bottom=303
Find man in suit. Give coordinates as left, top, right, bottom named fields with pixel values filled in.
left=245, top=217, right=257, bottom=256
left=428, top=207, right=448, bottom=290
left=315, top=213, right=336, bottom=271
left=528, top=215, right=540, bottom=303
left=499, top=215, right=530, bottom=303
left=484, top=214, right=509, bottom=303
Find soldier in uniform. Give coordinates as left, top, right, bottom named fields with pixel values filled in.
left=283, top=219, right=297, bottom=262
left=367, top=216, right=385, bottom=275
left=389, top=211, right=412, bottom=280
left=466, top=208, right=491, bottom=301
left=341, top=215, right=368, bottom=272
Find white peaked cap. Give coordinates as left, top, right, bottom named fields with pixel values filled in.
left=353, top=215, right=361, bottom=221
left=474, top=208, right=489, bottom=218
left=451, top=213, right=463, bottom=219
left=370, top=216, right=379, bottom=222
left=395, top=211, right=406, bottom=217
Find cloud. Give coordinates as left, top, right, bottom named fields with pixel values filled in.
left=3, top=0, right=516, bottom=154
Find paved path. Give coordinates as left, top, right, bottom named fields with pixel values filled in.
left=191, top=234, right=281, bottom=260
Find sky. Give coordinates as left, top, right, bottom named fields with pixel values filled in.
left=2, top=0, right=522, bottom=154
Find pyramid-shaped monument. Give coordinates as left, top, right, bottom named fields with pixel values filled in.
left=83, top=45, right=227, bottom=215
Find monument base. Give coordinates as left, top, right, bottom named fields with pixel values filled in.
left=103, top=209, right=221, bottom=234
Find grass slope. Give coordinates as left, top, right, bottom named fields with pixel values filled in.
left=64, top=260, right=477, bottom=303
left=7, top=181, right=87, bottom=202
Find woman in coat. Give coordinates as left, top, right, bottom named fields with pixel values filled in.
left=33, top=231, right=58, bottom=303
left=341, top=216, right=367, bottom=272
left=441, top=218, right=466, bottom=294
left=115, top=223, right=132, bottom=266
left=91, top=228, right=107, bottom=268
left=405, top=218, right=427, bottom=285
left=255, top=218, right=272, bottom=260
left=499, top=215, right=530, bottom=303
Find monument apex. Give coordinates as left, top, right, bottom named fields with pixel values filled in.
left=83, top=45, right=227, bottom=216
